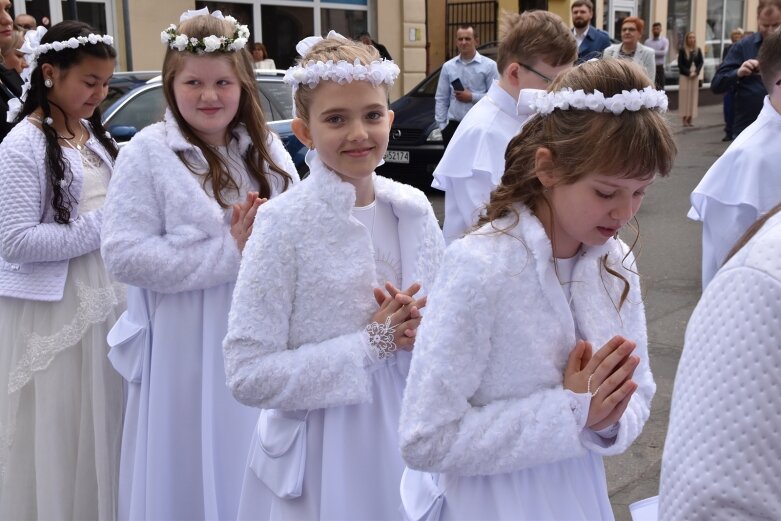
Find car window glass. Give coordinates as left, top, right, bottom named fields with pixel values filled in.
left=106, top=87, right=166, bottom=136
left=257, top=81, right=293, bottom=119
left=414, top=70, right=440, bottom=96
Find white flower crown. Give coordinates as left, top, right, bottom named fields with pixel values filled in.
left=283, top=30, right=400, bottom=93
left=6, top=26, right=114, bottom=123
left=161, top=7, right=249, bottom=53
left=528, top=86, right=668, bottom=116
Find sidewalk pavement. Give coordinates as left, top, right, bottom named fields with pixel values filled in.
left=668, top=101, right=727, bottom=136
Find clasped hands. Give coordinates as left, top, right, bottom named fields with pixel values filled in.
left=230, top=191, right=266, bottom=252
left=371, top=282, right=426, bottom=351
left=563, top=336, right=640, bottom=431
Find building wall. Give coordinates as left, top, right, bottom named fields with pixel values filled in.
left=128, top=0, right=189, bottom=71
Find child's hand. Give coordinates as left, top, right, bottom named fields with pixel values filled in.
left=564, top=336, right=639, bottom=429
left=371, top=282, right=426, bottom=351
left=230, top=192, right=267, bottom=253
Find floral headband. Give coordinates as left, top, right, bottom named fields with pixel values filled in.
left=283, top=31, right=400, bottom=94
left=6, top=26, right=115, bottom=123
left=161, top=8, right=250, bottom=53
left=528, top=86, right=669, bottom=116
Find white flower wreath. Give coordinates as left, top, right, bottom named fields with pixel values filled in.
left=528, top=86, right=668, bottom=116
left=6, top=26, right=114, bottom=123
left=283, top=31, right=400, bottom=93
left=161, top=7, right=250, bottom=54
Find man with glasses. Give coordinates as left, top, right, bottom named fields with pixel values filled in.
left=13, top=13, right=35, bottom=31
left=432, top=11, right=577, bottom=244
left=434, top=24, right=498, bottom=148
left=711, top=0, right=781, bottom=139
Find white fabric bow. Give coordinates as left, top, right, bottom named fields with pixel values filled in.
left=180, top=7, right=225, bottom=22
left=295, top=30, right=349, bottom=57
left=516, top=89, right=546, bottom=117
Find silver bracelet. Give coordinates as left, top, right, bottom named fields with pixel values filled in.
left=366, top=316, right=397, bottom=360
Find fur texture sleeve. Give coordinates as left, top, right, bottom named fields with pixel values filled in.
left=582, top=252, right=655, bottom=455
left=399, top=238, right=588, bottom=476
left=0, top=133, right=101, bottom=263
left=101, top=132, right=242, bottom=293
left=223, top=202, right=374, bottom=410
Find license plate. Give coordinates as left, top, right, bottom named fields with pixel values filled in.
left=384, top=150, right=409, bottom=164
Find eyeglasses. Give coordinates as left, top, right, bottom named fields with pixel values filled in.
left=15, top=23, right=35, bottom=31
left=518, top=63, right=553, bottom=84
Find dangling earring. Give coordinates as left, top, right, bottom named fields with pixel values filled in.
left=44, top=78, right=53, bottom=88
left=308, top=143, right=315, bottom=150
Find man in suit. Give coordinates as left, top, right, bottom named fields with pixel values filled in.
left=571, top=0, right=611, bottom=62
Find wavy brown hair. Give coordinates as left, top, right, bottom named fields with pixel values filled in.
left=162, top=15, right=293, bottom=207
left=479, top=58, right=677, bottom=308
left=292, top=37, right=385, bottom=123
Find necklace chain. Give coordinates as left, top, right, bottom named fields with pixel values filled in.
left=27, top=114, right=88, bottom=150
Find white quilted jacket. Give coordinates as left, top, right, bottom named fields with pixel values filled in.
left=660, top=210, right=781, bottom=519
left=0, top=119, right=114, bottom=301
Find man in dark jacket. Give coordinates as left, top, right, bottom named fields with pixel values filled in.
left=357, top=31, right=392, bottom=61
left=571, top=0, right=611, bottom=62
left=711, top=0, right=781, bottom=138
left=0, top=64, right=23, bottom=143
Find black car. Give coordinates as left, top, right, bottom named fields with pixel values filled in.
left=378, top=44, right=498, bottom=191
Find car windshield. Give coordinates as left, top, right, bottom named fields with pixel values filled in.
left=412, top=69, right=440, bottom=97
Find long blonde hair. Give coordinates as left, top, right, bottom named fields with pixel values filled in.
left=480, top=58, right=677, bottom=308
left=162, top=15, right=293, bottom=207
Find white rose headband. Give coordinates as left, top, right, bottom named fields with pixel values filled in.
left=6, top=26, right=115, bottom=123
left=283, top=30, right=400, bottom=96
left=527, top=86, right=668, bottom=116
left=161, top=7, right=250, bottom=53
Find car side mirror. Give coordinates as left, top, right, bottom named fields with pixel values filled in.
left=109, top=125, right=138, bottom=142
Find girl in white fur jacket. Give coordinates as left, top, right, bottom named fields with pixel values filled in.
left=398, top=59, right=677, bottom=521
left=100, top=11, right=297, bottom=521
left=223, top=33, right=444, bottom=520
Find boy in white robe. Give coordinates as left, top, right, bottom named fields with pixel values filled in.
left=689, top=28, right=781, bottom=288
left=433, top=10, right=577, bottom=244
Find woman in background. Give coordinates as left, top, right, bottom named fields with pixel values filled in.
left=678, top=31, right=703, bottom=127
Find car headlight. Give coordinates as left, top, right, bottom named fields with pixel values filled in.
left=426, top=128, right=443, bottom=142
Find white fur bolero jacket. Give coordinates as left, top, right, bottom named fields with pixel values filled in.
left=223, top=152, right=445, bottom=411
left=399, top=206, right=655, bottom=476
left=101, top=110, right=298, bottom=293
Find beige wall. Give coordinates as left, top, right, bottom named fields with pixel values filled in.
left=127, top=0, right=189, bottom=71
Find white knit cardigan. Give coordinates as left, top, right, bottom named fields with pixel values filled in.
left=0, top=119, right=115, bottom=301
left=101, top=110, right=297, bottom=293
left=223, top=152, right=445, bottom=411
left=399, top=205, right=655, bottom=476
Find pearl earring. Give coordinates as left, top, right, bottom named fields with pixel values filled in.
left=44, top=78, right=53, bottom=88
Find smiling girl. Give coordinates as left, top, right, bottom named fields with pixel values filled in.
left=100, top=8, right=297, bottom=521
left=0, top=21, right=123, bottom=519
left=398, top=59, right=676, bottom=521
left=222, top=32, right=444, bottom=520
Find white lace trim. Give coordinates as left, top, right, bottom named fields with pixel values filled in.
left=7, top=281, right=124, bottom=395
